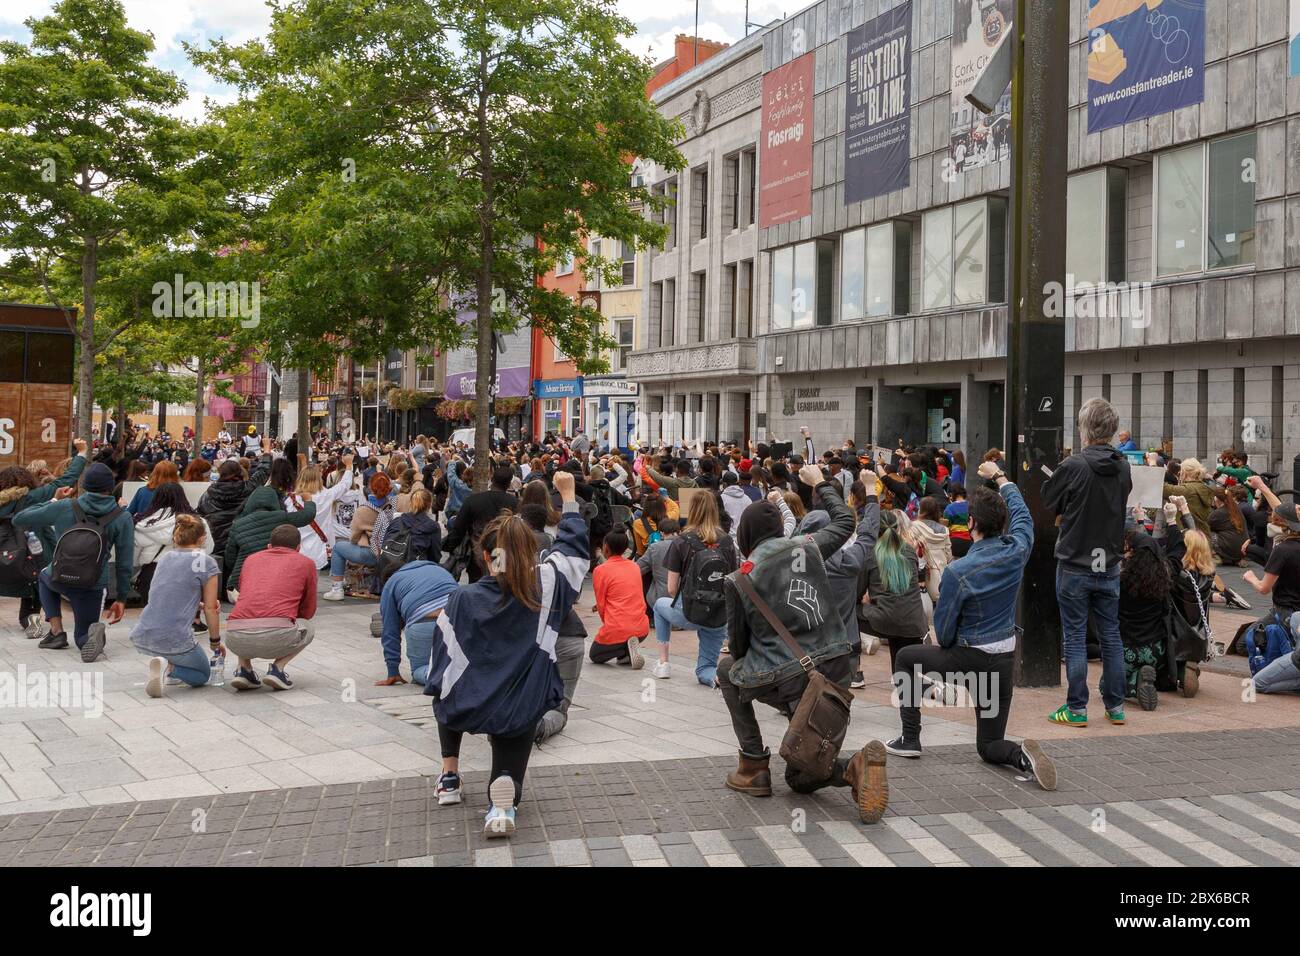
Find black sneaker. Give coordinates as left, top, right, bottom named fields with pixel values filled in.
left=81, top=622, right=107, bottom=663
left=850, top=671, right=866, bottom=689
left=1136, top=665, right=1158, bottom=711
left=884, top=735, right=922, bottom=758
left=39, top=631, right=68, bottom=650
left=264, top=665, right=293, bottom=690
left=229, top=667, right=263, bottom=691
left=1020, top=739, right=1057, bottom=791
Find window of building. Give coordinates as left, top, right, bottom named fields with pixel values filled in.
left=689, top=271, right=707, bottom=342
left=1066, top=167, right=1128, bottom=285
left=841, top=221, right=909, bottom=320
left=692, top=164, right=709, bottom=241
left=725, top=152, right=741, bottom=231
left=922, top=206, right=954, bottom=310
left=663, top=278, right=676, bottom=346
left=553, top=340, right=568, bottom=363
left=615, top=318, right=634, bottom=369
left=922, top=198, right=1006, bottom=310
left=772, top=241, right=834, bottom=329
left=543, top=398, right=564, bottom=434
left=650, top=280, right=663, bottom=348
left=556, top=250, right=574, bottom=276
left=1156, top=132, right=1256, bottom=277
left=840, top=228, right=865, bottom=321
left=569, top=399, right=582, bottom=437
left=1207, top=133, right=1256, bottom=271
left=743, top=149, right=757, bottom=227
left=620, top=241, right=636, bottom=286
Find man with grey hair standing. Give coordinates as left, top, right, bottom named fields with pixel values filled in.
left=1042, top=397, right=1132, bottom=728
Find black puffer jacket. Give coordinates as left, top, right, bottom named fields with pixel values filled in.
left=197, top=456, right=271, bottom=556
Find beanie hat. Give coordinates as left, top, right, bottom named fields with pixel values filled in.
left=82, top=462, right=116, bottom=494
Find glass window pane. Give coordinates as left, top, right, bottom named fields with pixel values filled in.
left=1207, top=133, right=1255, bottom=271
left=771, top=246, right=793, bottom=330
left=840, top=229, right=865, bottom=321
left=1066, top=169, right=1107, bottom=286
left=1156, top=144, right=1204, bottom=277
left=816, top=241, right=834, bottom=326
left=953, top=200, right=987, bottom=306
left=25, top=333, right=74, bottom=385
left=0, top=331, right=23, bottom=381
left=793, top=242, right=815, bottom=328
left=923, top=207, right=953, bottom=310
left=865, top=223, right=894, bottom=316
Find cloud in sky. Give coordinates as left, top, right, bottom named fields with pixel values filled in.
left=1, top=1, right=793, bottom=113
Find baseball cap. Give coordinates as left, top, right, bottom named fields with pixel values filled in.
left=1275, top=503, right=1300, bottom=532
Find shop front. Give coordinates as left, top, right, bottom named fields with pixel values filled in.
left=534, top=377, right=582, bottom=440
left=582, top=375, right=639, bottom=453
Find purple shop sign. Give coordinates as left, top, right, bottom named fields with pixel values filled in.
left=445, top=364, right=530, bottom=400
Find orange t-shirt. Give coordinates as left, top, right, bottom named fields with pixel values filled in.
left=593, top=555, right=650, bottom=644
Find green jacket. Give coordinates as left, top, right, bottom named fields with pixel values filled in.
left=225, top=493, right=316, bottom=590
left=645, top=466, right=696, bottom=502
left=1163, top=480, right=1215, bottom=536
left=0, top=456, right=88, bottom=596
left=14, top=489, right=134, bottom=597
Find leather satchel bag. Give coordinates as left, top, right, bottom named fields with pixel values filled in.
left=1167, top=572, right=1211, bottom=664
left=734, top=574, right=853, bottom=779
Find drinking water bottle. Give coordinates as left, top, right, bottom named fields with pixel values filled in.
left=24, top=532, right=42, bottom=557
left=209, top=649, right=226, bottom=687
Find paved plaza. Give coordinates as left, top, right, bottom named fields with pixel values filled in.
left=1, top=585, right=1298, bottom=866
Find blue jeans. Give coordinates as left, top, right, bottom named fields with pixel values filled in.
left=405, top=619, right=436, bottom=685
left=652, top=596, right=727, bottom=686
left=139, top=644, right=211, bottom=687
left=330, top=540, right=376, bottom=577
left=37, top=569, right=105, bottom=649
left=1057, top=563, right=1126, bottom=712
left=1254, top=654, right=1300, bottom=695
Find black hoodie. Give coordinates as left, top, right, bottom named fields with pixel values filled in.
left=1042, top=443, right=1132, bottom=571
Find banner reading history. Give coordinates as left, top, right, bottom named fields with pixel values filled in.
left=1086, top=0, right=1205, bottom=133
left=844, top=0, right=912, bottom=203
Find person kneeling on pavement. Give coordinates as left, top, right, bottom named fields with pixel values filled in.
left=129, top=515, right=224, bottom=697
left=373, top=559, right=459, bottom=687
left=225, top=524, right=318, bottom=690
left=589, top=529, right=648, bottom=668
left=718, top=462, right=888, bottom=824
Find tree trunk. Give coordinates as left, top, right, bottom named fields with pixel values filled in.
left=193, top=355, right=206, bottom=442
left=114, top=355, right=127, bottom=456
left=78, top=241, right=97, bottom=446
left=472, top=43, right=494, bottom=490
left=157, top=398, right=168, bottom=435
left=297, top=367, right=312, bottom=454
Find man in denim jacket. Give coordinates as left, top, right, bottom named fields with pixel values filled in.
left=885, top=461, right=1058, bottom=792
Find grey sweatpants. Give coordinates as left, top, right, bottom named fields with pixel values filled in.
left=535, top=634, right=585, bottom=742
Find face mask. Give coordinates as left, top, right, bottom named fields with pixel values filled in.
left=1267, top=523, right=1282, bottom=538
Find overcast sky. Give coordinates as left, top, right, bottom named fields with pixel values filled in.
left=0, top=0, right=790, bottom=120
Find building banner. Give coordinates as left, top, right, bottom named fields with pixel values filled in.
left=1086, top=0, right=1205, bottom=134
left=758, top=52, right=815, bottom=229
left=844, top=0, right=912, bottom=204
left=1290, top=0, right=1300, bottom=77
left=950, top=0, right=1014, bottom=173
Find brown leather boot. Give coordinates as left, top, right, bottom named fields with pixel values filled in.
left=845, top=740, right=889, bottom=824
left=725, top=751, right=772, bottom=797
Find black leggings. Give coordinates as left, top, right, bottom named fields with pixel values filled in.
left=893, top=642, right=1022, bottom=768
left=18, top=585, right=40, bottom=624
left=437, top=722, right=534, bottom=807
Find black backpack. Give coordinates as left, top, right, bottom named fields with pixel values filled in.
left=377, top=520, right=414, bottom=577
left=591, top=483, right=616, bottom=532
left=0, top=516, right=38, bottom=587
left=50, top=502, right=123, bottom=589
left=678, top=533, right=732, bottom=628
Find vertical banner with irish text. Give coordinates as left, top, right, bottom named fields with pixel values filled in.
left=759, top=52, right=815, bottom=229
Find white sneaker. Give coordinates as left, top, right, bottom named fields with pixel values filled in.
left=651, top=660, right=671, bottom=680
left=626, top=637, right=644, bottom=670
left=863, top=636, right=880, bottom=656
left=322, top=585, right=345, bottom=602
left=484, top=775, right=517, bottom=838
left=23, top=614, right=48, bottom=640
left=146, top=657, right=166, bottom=699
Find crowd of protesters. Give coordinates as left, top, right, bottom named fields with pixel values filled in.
left=3, top=395, right=1299, bottom=840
